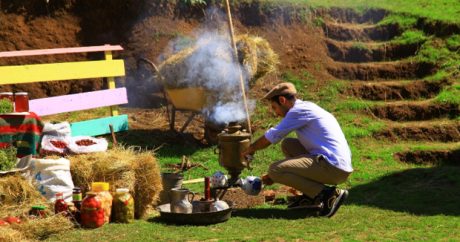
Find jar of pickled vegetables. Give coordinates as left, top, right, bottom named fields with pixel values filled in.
left=111, top=188, right=134, bottom=223
left=91, top=182, right=113, bottom=224
left=81, top=192, right=104, bottom=228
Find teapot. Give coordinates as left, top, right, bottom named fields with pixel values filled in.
left=210, top=200, right=230, bottom=212
left=169, top=188, right=195, bottom=213
left=237, top=176, right=262, bottom=196
left=210, top=171, right=228, bottom=188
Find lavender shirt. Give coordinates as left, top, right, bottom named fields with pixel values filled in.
left=265, top=99, right=353, bottom=172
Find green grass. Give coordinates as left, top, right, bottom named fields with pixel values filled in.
left=280, top=0, right=460, bottom=24
left=48, top=1, right=460, bottom=241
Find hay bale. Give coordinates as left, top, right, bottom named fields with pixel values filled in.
left=12, top=215, right=74, bottom=241
left=235, top=34, right=259, bottom=83
left=0, top=226, right=25, bottom=242
left=0, top=174, right=46, bottom=218
left=69, top=147, right=162, bottom=218
left=252, top=36, right=279, bottom=81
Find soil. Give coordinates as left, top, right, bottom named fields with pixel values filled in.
left=374, top=122, right=460, bottom=142
left=327, top=61, right=437, bottom=81
left=346, top=80, right=447, bottom=101
left=326, top=39, right=422, bottom=63
left=1, top=3, right=459, bottom=206
left=323, top=22, right=401, bottom=42
left=395, top=149, right=460, bottom=166
left=371, top=102, right=459, bottom=121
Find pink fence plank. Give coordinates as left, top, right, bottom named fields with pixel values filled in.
left=0, top=45, right=123, bottom=58
left=29, top=88, right=128, bottom=116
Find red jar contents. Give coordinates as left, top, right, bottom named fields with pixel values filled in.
left=81, top=192, right=105, bottom=228
left=0, top=92, right=14, bottom=102
left=54, top=192, right=68, bottom=215
left=14, top=92, right=29, bottom=112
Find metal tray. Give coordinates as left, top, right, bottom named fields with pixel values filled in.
left=157, top=203, right=232, bottom=225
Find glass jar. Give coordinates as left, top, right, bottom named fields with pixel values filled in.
left=29, top=205, right=47, bottom=219
left=91, top=182, right=113, bottom=224
left=14, top=92, right=29, bottom=112
left=111, top=188, right=134, bottom=223
left=0, top=92, right=14, bottom=102
left=54, top=192, right=68, bottom=215
left=81, top=192, right=104, bottom=228
left=72, top=187, right=83, bottom=224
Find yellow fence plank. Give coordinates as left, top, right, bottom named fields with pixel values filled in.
left=0, top=60, right=125, bottom=85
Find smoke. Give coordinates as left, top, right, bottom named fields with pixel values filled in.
left=162, top=7, right=255, bottom=125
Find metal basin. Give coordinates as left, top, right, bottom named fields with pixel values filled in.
left=157, top=203, right=232, bottom=225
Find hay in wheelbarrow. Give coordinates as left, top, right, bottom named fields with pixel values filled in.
left=69, top=147, right=162, bottom=219
left=158, top=34, right=277, bottom=89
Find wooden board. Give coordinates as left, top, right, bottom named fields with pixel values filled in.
left=0, top=45, right=123, bottom=58
left=0, top=60, right=125, bottom=85
left=29, top=88, right=128, bottom=116
left=70, top=115, right=128, bottom=137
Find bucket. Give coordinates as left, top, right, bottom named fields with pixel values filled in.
left=159, top=172, right=184, bottom=205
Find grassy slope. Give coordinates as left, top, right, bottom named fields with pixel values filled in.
left=49, top=1, right=460, bottom=241
left=281, top=0, right=460, bottom=24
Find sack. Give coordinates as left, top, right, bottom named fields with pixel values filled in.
left=40, top=135, right=70, bottom=155
left=68, top=136, right=108, bottom=154
left=42, top=122, right=71, bottom=137
left=27, top=158, right=74, bottom=202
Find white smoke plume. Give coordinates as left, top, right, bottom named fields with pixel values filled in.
left=161, top=7, right=254, bottom=125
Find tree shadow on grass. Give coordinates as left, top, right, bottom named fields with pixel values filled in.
left=348, top=166, right=460, bottom=216
left=232, top=207, right=319, bottom=220
left=114, top=129, right=207, bottom=157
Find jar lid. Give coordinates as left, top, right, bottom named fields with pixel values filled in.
left=91, top=182, right=110, bottom=192
left=0, top=92, right=13, bottom=95
left=116, top=188, right=129, bottom=193
left=32, top=205, right=46, bottom=210
left=73, top=187, right=81, bottom=192
left=15, top=92, right=28, bottom=95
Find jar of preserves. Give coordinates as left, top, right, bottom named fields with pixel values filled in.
left=81, top=192, right=104, bottom=228
left=54, top=192, right=68, bottom=215
left=29, top=205, right=47, bottom=219
left=14, top=92, right=29, bottom=112
left=91, top=182, right=113, bottom=224
left=72, top=187, right=82, bottom=223
left=111, top=188, right=134, bottom=223
left=0, top=92, right=14, bottom=102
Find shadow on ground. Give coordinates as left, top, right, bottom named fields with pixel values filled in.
left=232, top=207, right=319, bottom=219
left=348, top=166, right=460, bottom=216
left=113, top=129, right=207, bottom=157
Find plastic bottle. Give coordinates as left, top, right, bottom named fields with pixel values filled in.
left=91, top=182, right=113, bottom=224
left=81, top=192, right=104, bottom=228
left=111, top=188, right=134, bottom=223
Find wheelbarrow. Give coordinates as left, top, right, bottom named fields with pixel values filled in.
left=137, top=58, right=208, bottom=133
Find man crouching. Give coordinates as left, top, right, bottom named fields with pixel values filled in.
left=242, top=82, right=353, bottom=217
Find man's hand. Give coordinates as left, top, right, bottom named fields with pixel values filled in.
left=241, top=145, right=255, bottom=163
left=262, top=174, right=274, bottom=186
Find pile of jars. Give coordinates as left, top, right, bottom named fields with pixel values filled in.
left=50, top=182, right=135, bottom=229
left=0, top=92, right=29, bottom=112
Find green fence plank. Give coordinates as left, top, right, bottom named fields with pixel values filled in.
left=70, top=115, right=128, bottom=137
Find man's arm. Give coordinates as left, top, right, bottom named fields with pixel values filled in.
left=242, top=135, right=272, bottom=157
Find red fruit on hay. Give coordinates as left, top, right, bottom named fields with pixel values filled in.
left=4, top=216, right=21, bottom=224
left=0, top=220, right=9, bottom=226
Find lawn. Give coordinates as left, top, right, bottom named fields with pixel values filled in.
left=48, top=0, right=460, bottom=241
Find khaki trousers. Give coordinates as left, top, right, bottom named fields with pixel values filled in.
left=268, top=138, right=351, bottom=198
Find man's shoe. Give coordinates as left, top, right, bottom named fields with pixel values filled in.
left=287, top=195, right=314, bottom=209
left=319, top=187, right=348, bottom=217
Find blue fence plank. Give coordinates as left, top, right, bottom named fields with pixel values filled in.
left=70, top=115, right=128, bottom=137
